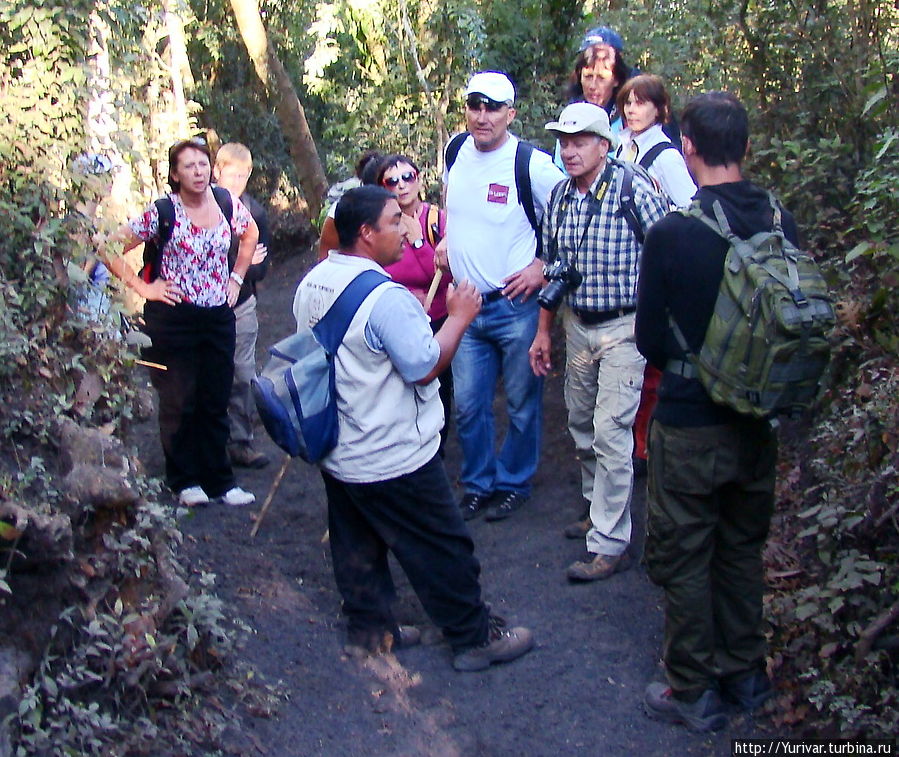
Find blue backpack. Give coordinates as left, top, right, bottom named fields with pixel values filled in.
left=252, top=269, right=389, bottom=462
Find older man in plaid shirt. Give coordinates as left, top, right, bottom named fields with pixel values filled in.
left=529, top=102, right=668, bottom=581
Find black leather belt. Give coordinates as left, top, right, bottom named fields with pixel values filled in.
left=483, top=289, right=505, bottom=303
left=572, top=306, right=636, bottom=325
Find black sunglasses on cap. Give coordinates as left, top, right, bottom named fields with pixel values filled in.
left=466, top=94, right=508, bottom=112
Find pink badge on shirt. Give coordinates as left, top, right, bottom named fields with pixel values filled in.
left=487, top=184, right=509, bottom=204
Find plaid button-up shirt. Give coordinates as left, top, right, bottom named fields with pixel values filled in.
left=541, top=160, right=669, bottom=312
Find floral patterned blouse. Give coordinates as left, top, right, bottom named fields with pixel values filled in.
left=129, top=191, right=251, bottom=307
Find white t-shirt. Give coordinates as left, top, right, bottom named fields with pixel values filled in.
left=443, top=134, right=564, bottom=293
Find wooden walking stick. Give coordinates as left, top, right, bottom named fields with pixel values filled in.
left=250, top=453, right=291, bottom=538
left=423, top=269, right=443, bottom=313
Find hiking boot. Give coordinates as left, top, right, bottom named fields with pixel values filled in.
left=229, top=443, right=270, bottom=469
left=644, top=682, right=727, bottom=732
left=178, top=486, right=210, bottom=507
left=563, top=516, right=592, bottom=539
left=459, top=492, right=492, bottom=521
left=453, top=615, right=534, bottom=672
left=566, top=551, right=631, bottom=582
left=219, top=486, right=256, bottom=507
left=720, top=670, right=773, bottom=711
left=485, top=491, right=527, bottom=522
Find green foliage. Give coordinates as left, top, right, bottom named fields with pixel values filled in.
left=767, top=344, right=899, bottom=736
left=0, top=4, right=254, bottom=751
left=13, top=502, right=233, bottom=756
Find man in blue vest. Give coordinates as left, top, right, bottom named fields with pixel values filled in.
left=294, top=186, right=535, bottom=671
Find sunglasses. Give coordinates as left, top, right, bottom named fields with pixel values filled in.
left=382, top=171, right=418, bottom=187
left=466, top=94, right=508, bottom=112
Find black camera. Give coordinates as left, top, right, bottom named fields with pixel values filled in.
left=538, top=261, right=583, bottom=310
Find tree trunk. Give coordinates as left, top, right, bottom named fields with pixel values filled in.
left=228, top=0, right=328, bottom=217
left=163, top=0, right=195, bottom=137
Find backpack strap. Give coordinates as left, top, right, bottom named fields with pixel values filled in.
left=140, top=197, right=175, bottom=283
left=425, top=203, right=441, bottom=247
left=444, top=132, right=470, bottom=172
left=514, top=141, right=543, bottom=256
left=312, top=270, right=390, bottom=354
left=638, top=142, right=677, bottom=171
left=614, top=159, right=646, bottom=245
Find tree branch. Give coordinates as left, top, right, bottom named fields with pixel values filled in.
left=855, top=600, right=899, bottom=664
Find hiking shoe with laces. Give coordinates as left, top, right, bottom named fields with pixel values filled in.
left=220, top=486, right=255, bottom=507
left=720, top=670, right=773, bottom=711
left=178, top=486, right=209, bottom=507
left=452, top=615, right=534, bottom=672
left=459, top=492, right=492, bottom=521
left=228, top=443, right=270, bottom=469
left=566, top=551, right=631, bottom=582
left=644, top=682, right=727, bottom=732
left=485, top=491, right=527, bottom=521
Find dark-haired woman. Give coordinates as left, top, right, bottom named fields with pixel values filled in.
left=100, top=139, right=259, bottom=508
left=317, top=150, right=384, bottom=260
left=615, top=74, right=695, bottom=207
left=375, top=155, right=454, bottom=453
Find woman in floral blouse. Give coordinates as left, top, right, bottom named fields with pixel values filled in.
left=100, top=139, right=259, bottom=508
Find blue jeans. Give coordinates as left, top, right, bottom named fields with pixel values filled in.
left=452, top=296, right=544, bottom=496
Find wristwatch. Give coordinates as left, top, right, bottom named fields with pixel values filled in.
left=411, top=238, right=424, bottom=249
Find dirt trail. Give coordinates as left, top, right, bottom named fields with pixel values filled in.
left=137, top=252, right=777, bottom=756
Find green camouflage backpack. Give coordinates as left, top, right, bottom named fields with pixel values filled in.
left=666, top=193, right=835, bottom=418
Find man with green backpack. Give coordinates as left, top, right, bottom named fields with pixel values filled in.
left=635, top=92, right=833, bottom=731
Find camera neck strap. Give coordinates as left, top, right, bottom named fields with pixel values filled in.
left=553, top=161, right=614, bottom=268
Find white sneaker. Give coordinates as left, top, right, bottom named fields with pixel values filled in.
left=220, top=486, right=255, bottom=507
left=178, top=486, right=210, bottom=507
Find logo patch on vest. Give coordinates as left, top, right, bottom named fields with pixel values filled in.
left=487, top=184, right=509, bottom=204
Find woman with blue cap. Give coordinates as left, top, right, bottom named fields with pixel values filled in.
left=567, top=27, right=632, bottom=131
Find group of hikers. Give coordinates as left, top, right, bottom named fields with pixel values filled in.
left=87, top=24, right=803, bottom=734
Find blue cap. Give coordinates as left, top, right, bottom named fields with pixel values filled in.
left=578, top=26, right=624, bottom=53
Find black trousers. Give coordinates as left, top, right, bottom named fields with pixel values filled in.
left=646, top=419, right=777, bottom=697
left=322, top=455, right=489, bottom=652
left=143, top=301, right=236, bottom=497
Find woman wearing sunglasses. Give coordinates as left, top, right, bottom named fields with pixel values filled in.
left=375, top=154, right=454, bottom=454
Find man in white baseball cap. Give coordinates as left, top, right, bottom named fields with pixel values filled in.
left=436, top=71, right=564, bottom=523
left=529, top=101, right=668, bottom=582
left=464, top=71, right=516, bottom=107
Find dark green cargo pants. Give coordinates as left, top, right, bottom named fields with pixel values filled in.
left=645, top=419, right=777, bottom=699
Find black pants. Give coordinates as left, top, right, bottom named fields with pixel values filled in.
left=322, top=455, right=489, bottom=652
left=646, top=419, right=777, bottom=697
left=143, top=301, right=236, bottom=497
